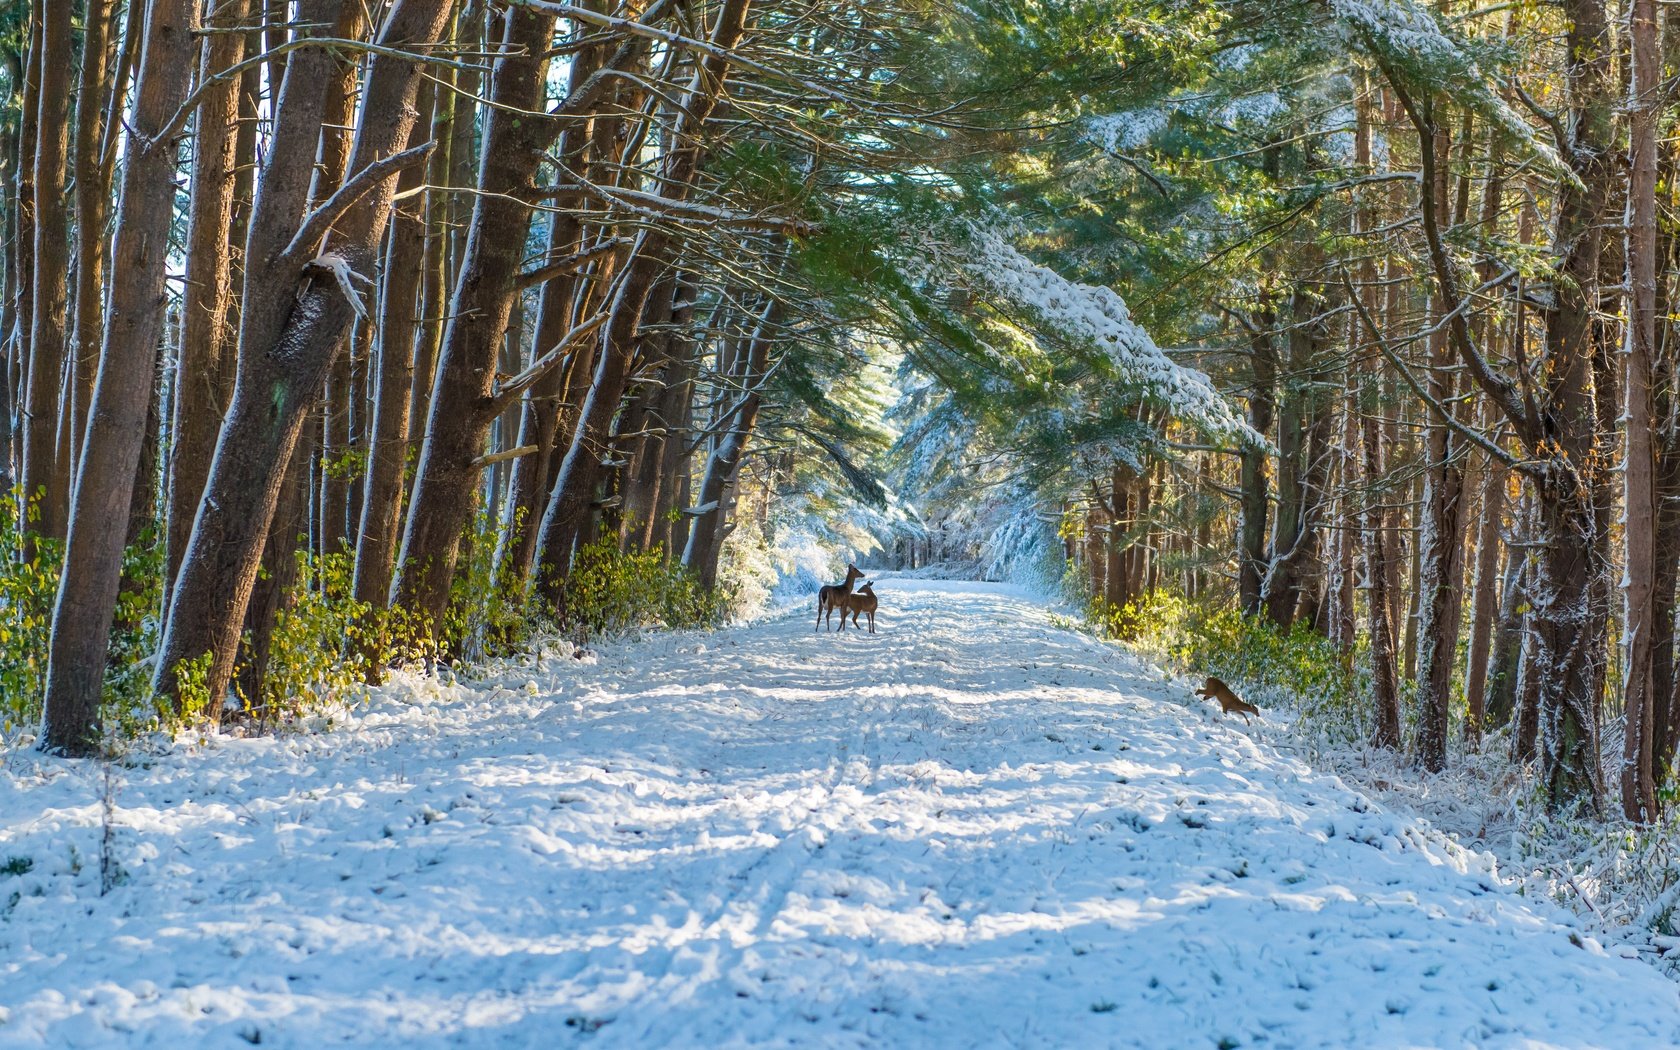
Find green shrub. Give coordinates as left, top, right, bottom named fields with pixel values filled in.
left=242, top=550, right=372, bottom=725
left=1091, top=589, right=1369, bottom=744
left=559, top=536, right=725, bottom=644
left=102, top=525, right=165, bottom=735
left=228, top=550, right=430, bottom=730
left=0, top=488, right=731, bottom=745
left=171, top=650, right=216, bottom=729
left=0, top=492, right=165, bottom=743
left=447, top=505, right=534, bottom=663
left=0, top=500, right=59, bottom=739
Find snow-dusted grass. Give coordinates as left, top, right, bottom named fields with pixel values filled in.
left=1285, top=715, right=1680, bottom=973
left=1099, top=591, right=1680, bottom=972
left=2, top=580, right=1677, bottom=1047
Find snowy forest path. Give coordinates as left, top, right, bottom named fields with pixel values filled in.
left=1, top=579, right=1678, bottom=1047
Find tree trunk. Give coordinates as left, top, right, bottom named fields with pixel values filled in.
left=11, top=14, right=41, bottom=500
left=533, top=0, right=754, bottom=601
left=37, top=0, right=199, bottom=754
left=351, top=80, right=435, bottom=615
left=683, top=299, right=777, bottom=589
left=23, top=0, right=73, bottom=545
left=320, top=343, right=355, bottom=554
left=67, top=0, right=121, bottom=474
left=1413, top=104, right=1466, bottom=774
left=1362, top=373, right=1402, bottom=750
left=1238, top=315, right=1276, bottom=616
left=167, top=0, right=250, bottom=591
left=406, top=13, right=468, bottom=458
left=1484, top=485, right=1528, bottom=729
left=394, top=7, right=649, bottom=628
left=1086, top=505, right=1107, bottom=600
left=1262, top=286, right=1331, bottom=628
left=1653, top=437, right=1680, bottom=770
left=1325, top=392, right=1357, bottom=652
left=1528, top=0, right=1616, bottom=808
left=0, top=41, right=23, bottom=499
left=1133, top=464, right=1155, bottom=600
left=651, top=333, right=700, bottom=557
left=1463, top=443, right=1506, bottom=747
left=625, top=290, right=696, bottom=554
left=1513, top=588, right=1543, bottom=764
left=307, top=0, right=376, bottom=559
left=619, top=279, right=691, bottom=550
left=349, top=88, right=436, bottom=621
left=237, top=431, right=312, bottom=713
left=1104, top=462, right=1132, bottom=611
left=1621, top=0, right=1661, bottom=821
left=494, top=212, right=600, bottom=583
left=153, top=0, right=452, bottom=712
left=392, top=7, right=563, bottom=628
left=1461, top=130, right=1509, bottom=750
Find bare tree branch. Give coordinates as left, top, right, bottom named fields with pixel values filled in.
left=283, top=141, right=435, bottom=262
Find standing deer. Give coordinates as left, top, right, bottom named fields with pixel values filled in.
left=816, top=564, right=864, bottom=631
left=836, top=581, right=878, bottom=634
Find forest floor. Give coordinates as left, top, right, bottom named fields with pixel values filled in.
left=1, top=580, right=1677, bottom=1048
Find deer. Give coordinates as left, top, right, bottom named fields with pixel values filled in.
left=816, top=564, right=864, bottom=631
left=835, top=581, right=878, bottom=634
left=1196, top=676, right=1259, bottom=724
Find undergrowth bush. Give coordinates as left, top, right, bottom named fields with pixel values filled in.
left=162, top=549, right=435, bottom=735
left=0, top=509, right=59, bottom=740
left=0, top=495, right=164, bottom=745
left=0, top=502, right=729, bottom=747
left=560, top=536, right=726, bottom=644
left=717, top=497, right=778, bottom=617
left=448, top=506, right=534, bottom=663
left=122, top=530, right=715, bottom=735
left=249, top=550, right=373, bottom=725
left=236, top=550, right=431, bottom=729
left=102, top=526, right=166, bottom=738
left=1092, top=589, right=1370, bottom=747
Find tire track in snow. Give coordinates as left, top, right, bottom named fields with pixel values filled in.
left=605, top=613, right=899, bottom=1028
left=1, top=579, right=1678, bottom=1048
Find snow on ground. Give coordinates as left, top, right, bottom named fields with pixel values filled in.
left=1, top=579, right=1677, bottom=1048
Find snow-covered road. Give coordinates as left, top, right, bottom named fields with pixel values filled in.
left=1, top=579, right=1677, bottom=1048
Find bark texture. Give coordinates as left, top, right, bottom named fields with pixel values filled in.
left=39, top=0, right=201, bottom=754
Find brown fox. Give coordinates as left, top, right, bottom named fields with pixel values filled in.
left=1197, top=676, right=1259, bottom=724
left=835, top=582, right=878, bottom=634
left=816, top=564, right=864, bottom=631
